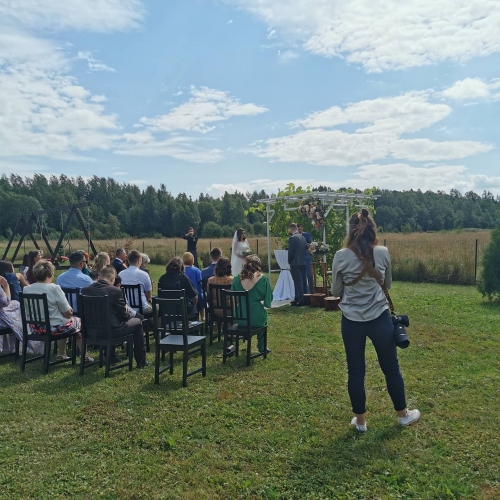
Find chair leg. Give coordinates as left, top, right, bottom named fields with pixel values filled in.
left=155, top=343, right=160, bottom=384
left=71, top=335, right=77, bottom=366
left=209, top=318, right=213, bottom=346
left=246, top=336, right=251, bottom=367
left=217, top=323, right=221, bottom=342
left=80, top=336, right=86, bottom=376
left=145, top=325, right=150, bottom=353
left=223, top=331, right=227, bottom=364
left=128, top=340, right=133, bottom=371
left=105, top=346, right=111, bottom=378
left=14, top=339, right=20, bottom=361
left=182, top=350, right=188, bottom=387
left=169, top=350, right=174, bottom=375
left=99, top=347, right=104, bottom=368
left=21, top=332, right=28, bottom=373
left=43, top=337, right=51, bottom=374
left=264, top=328, right=268, bottom=359
left=202, top=341, right=207, bottom=377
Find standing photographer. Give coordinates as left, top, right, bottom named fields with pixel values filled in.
left=331, top=209, right=420, bottom=431
left=183, top=227, right=199, bottom=269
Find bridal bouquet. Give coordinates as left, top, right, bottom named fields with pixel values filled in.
left=310, top=241, right=330, bottom=255
left=242, top=249, right=253, bottom=257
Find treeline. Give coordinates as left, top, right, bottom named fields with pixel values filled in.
left=0, top=174, right=499, bottom=240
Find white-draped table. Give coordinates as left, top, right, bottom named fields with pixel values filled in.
left=272, top=249, right=295, bottom=301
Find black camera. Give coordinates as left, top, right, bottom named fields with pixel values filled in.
left=392, top=315, right=410, bottom=349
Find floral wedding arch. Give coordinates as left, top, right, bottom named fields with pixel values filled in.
left=253, top=188, right=379, bottom=281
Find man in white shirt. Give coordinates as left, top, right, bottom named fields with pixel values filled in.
left=119, top=250, right=152, bottom=314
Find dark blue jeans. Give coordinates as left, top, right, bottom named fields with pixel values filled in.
left=341, top=310, right=407, bottom=414
left=301, top=258, right=313, bottom=294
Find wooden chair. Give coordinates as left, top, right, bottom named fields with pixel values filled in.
left=19, top=292, right=77, bottom=373
left=158, top=287, right=198, bottom=322
left=0, top=327, right=19, bottom=360
left=79, top=295, right=134, bottom=378
left=221, top=290, right=268, bottom=367
left=61, top=288, right=81, bottom=316
left=207, top=283, right=232, bottom=345
left=121, top=284, right=153, bottom=352
left=152, top=297, right=206, bottom=387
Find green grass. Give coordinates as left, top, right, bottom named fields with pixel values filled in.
left=0, top=282, right=499, bottom=499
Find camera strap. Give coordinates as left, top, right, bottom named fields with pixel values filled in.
left=344, top=248, right=395, bottom=315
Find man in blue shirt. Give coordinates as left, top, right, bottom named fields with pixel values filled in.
left=201, top=247, right=222, bottom=281
left=298, top=224, right=313, bottom=294
left=56, top=250, right=93, bottom=311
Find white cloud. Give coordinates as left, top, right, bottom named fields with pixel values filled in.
left=252, top=92, right=494, bottom=166
left=441, top=77, right=500, bottom=100
left=90, top=95, right=108, bottom=103
left=138, top=86, right=268, bottom=134
left=278, top=50, right=299, bottom=63
left=77, top=51, right=115, bottom=72
left=0, top=0, right=145, bottom=33
left=207, top=178, right=330, bottom=196
left=226, top=0, right=500, bottom=72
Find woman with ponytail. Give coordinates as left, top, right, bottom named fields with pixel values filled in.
left=331, top=209, right=420, bottom=431
left=230, top=255, right=272, bottom=354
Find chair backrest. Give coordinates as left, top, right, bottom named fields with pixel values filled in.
left=121, top=284, right=143, bottom=313
left=153, top=296, right=189, bottom=339
left=221, top=290, right=251, bottom=331
left=80, top=295, right=111, bottom=341
left=208, top=283, right=232, bottom=313
left=8, top=283, right=18, bottom=301
left=18, top=291, right=51, bottom=336
left=61, top=287, right=80, bottom=314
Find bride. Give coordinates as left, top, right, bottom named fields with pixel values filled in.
left=231, top=228, right=250, bottom=276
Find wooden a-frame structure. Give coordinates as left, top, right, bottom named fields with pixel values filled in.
left=2, top=202, right=97, bottom=269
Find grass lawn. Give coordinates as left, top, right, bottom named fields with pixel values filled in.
left=0, top=278, right=499, bottom=499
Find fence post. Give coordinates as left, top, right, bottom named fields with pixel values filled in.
left=210, top=240, right=212, bottom=251
left=474, top=238, right=478, bottom=285
left=115, top=239, right=117, bottom=249
left=142, top=240, right=145, bottom=253
left=384, top=239, right=386, bottom=247
left=257, top=239, right=259, bottom=254
left=174, top=239, right=177, bottom=256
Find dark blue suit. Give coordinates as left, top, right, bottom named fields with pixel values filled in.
left=300, top=231, right=313, bottom=294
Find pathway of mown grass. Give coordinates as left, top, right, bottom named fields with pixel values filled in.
left=0, top=282, right=498, bottom=499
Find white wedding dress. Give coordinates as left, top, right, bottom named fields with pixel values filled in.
left=231, top=231, right=250, bottom=277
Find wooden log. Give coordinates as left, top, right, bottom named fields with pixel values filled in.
left=303, top=294, right=312, bottom=306
left=324, top=296, right=341, bottom=311
left=310, top=293, right=326, bottom=308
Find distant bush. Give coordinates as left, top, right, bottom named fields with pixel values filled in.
left=252, top=222, right=266, bottom=235
left=202, top=221, right=222, bottom=238
left=478, top=227, right=500, bottom=300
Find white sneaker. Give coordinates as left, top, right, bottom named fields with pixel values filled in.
left=398, top=409, right=421, bottom=426
left=351, top=416, right=367, bottom=432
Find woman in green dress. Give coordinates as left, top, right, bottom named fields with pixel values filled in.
left=230, top=255, right=273, bottom=353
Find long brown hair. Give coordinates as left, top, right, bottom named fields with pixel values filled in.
left=344, top=208, right=378, bottom=263
left=240, top=255, right=262, bottom=280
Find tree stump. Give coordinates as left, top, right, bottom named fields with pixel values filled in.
left=324, top=296, right=340, bottom=311
left=303, top=294, right=312, bottom=306
left=310, top=293, right=326, bottom=308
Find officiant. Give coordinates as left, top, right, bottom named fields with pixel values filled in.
left=183, top=227, right=199, bottom=268
left=288, top=223, right=307, bottom=307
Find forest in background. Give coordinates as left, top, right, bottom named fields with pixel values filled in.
left=0, top=174, right=499, bottom=240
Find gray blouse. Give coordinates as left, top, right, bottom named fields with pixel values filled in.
left=331, top=246, right=392, bottom=322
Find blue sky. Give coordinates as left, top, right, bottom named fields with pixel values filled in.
left=1, top=0, right=499, bottom=197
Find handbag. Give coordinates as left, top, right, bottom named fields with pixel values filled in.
left=344, top=249, right=410, bottom=349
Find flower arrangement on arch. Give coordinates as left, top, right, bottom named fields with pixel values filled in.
left=297, top=198, right=326, bottom=229
left=310, top=241, right=330, bottom=255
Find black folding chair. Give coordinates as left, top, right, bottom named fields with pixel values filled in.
left=152, top=296, right=206, bottom=387
left=221, top=290, right=268, bottom=367
left=121, top=284, right=153, bottom=352
left=207, top=283, right=232, bottom=345
left=79, top=295, right=134, bottom=378
left=0, top=327, right=19, bottom=360
left=19, top=292, right=77, bottom=373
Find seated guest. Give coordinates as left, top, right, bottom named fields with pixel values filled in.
left=92, top=252, right=111, bottom=277
left=56, top=251, right=93, bottom=290
left=202, top=247, right=222, bottom=281
left=112, top=248, right=127, bottom=274
left=0, top=260, right=28, bottom=301
left=183, top=252, right=204, bottom=315
left=158, top=257, right=198, bottom=316
left=0, top=275, right=43, bottom=355
left=230, top=255, right=273, bottom=354
left=140, top=253, right=151, bottom=275
left=89, top=271, right=99, bottom=282
left=207, top=257, right=233, bottom=318
left=119, top=250, right=152, bottom=315
left=26, top=249, right=43, bottom=284
left=19, top=254, right=29, bottom=277
left=113, top=275, right=141, bottom=319
left=82, top=266, right=147, bottom=369
left=82, top=252, right=91, bottom=276
left=23, top=260, right=92, bottom=362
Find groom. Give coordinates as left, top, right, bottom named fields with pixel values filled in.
left=288, top=223, right=307, bottom=307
